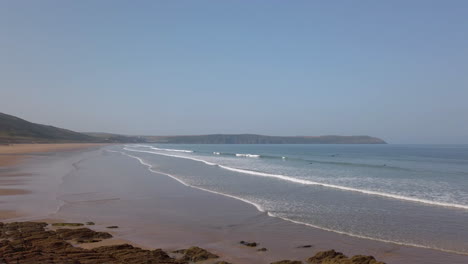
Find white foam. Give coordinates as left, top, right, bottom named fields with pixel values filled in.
left=127, top=144, right=153, bottom=148
left=126, top=145, right=193, bottom=153
left=217, top=164, right=468, bottom=211
left=213, top=152, right=221, bottom=155
left=236, top=153, right=260, bottom=158
left=150, top=147, right=193, bottom=153
left=270, top=213, right=468, bottom=256
left=111, top=148, right=468, bottom=256
left=111, top=149, right=264, bottom=213
left=123, top=147, right=468, bottom=211
left=124, top=147, right=218, bottom=166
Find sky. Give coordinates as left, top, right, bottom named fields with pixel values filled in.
left=1, top=1, right=467, bottom=144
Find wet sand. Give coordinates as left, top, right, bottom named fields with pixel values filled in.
left=0, top=209, right=23, bottom=220
left=0, top=143, right=106, bottom=154
left=1, top=145, right=467, bottom=263
left=0, top=143, right=105, bottom=219
left=0, top=188, right=30, bottom=195
left=0, top=155, right=26, bottom=167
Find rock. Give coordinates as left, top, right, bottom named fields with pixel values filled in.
left=52, top=222, right=84, bottom=227
left=0, top=221, right=386, bottom=264
left=271, top=260, right=303, bottom=264
left=307, top=250, right=346, bottom=263
left=297, top=245, right=313, bottom=248
left=55, top=228, right=113, bottom=241
left=349, top=255, right=385, bottom=264
left=215, top=262, right=233, bottom=264
left=174, top=246, right=219, bottom=262
left=240, top=240, right=258, bottom=247
left=77, top=239, right=102, bottom=243
left=86, top=222, right=95, bottom=225
left=106, top=225, right=119, bottom=229
left=95, top=244, right=182, bottom=263
left=0, top=221, right=185, bottom=264
left=306, top=250, right=385, bottom=264
left=257, top=247, right=268, bottom=252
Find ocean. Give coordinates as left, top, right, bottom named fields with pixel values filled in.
left=112, top=144, right=468, bottom=255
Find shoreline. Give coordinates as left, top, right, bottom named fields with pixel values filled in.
left=1, top=144, right=467, bottom=263
left=118, top=149, right=468, bottom=256
left=123, top=146, right=468, bottom=211
left=1, top=221, right=382, bottom=264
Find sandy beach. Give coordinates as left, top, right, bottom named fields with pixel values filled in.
left=1, top=144, right=467, bottom=263
left=3, top=0, right=468, bottom=262
left=0, top=143, right=106, bottom=169
left=0, top=144, right=105, bottom=219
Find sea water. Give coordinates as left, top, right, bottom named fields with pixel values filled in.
left=111, top=144, right=468, bottom=254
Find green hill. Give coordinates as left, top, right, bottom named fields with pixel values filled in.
left=83, top=132, right=146, bottom=144
left=0, top=112, right=99, bottom=143
left=1, top=112, right=386, bottom=144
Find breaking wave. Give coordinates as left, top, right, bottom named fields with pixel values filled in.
left=122, top=147, right=468, bottom=211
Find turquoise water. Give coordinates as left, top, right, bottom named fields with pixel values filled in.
left=114, top=144, right=468, bottom=254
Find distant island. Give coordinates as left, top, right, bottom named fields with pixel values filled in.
left=0, top=112, right=386, bottom=144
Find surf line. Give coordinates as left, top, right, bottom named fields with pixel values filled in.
left=108, top=149, right=265, bottom=213
left=110, top=148, right=468, bottom=256
left=122, top=147, right=468, bottom=211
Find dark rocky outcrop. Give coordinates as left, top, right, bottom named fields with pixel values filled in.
left=55, top=227, right=113, bottom=242
left=0, top=222, right=185, bottom=264
left=240, top=240, right=258, bottom=247
left=94, top=244, right=180, bottom=264
left=0, top=222, right=386, bottom=264
left=307, top=250, right=347, bottom=263
left=348, top=255, right=384, bottom=264
left=306, top=249, right=385, bottom=264
left=271, top=261, right=303, bottom=264
left=173, top=246, right=219, bottom=262
left=297, top=245, right=313, bottom=248
left=52, top=222, right=85, bottom=227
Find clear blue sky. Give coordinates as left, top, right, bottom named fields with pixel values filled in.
left=1, top=1, right=467, bottom=144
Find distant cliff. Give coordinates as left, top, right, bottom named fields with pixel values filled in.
left=144, top=134, right=386, bottom=144
left=1, top=112, right=386, bottom=144
left=0, top=112, right=144, bottom=144
left=0, top=112, right=97, bottom=143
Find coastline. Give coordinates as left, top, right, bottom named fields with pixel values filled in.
left=1, top=144, right=467, bottom=263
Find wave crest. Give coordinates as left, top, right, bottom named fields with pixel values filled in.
left=122, top=146, right=468, bottom=211
left=236, top=153, right=260, bottom=158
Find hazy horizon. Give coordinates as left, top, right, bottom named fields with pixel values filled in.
left=1, top=1, right=468, bottom=144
